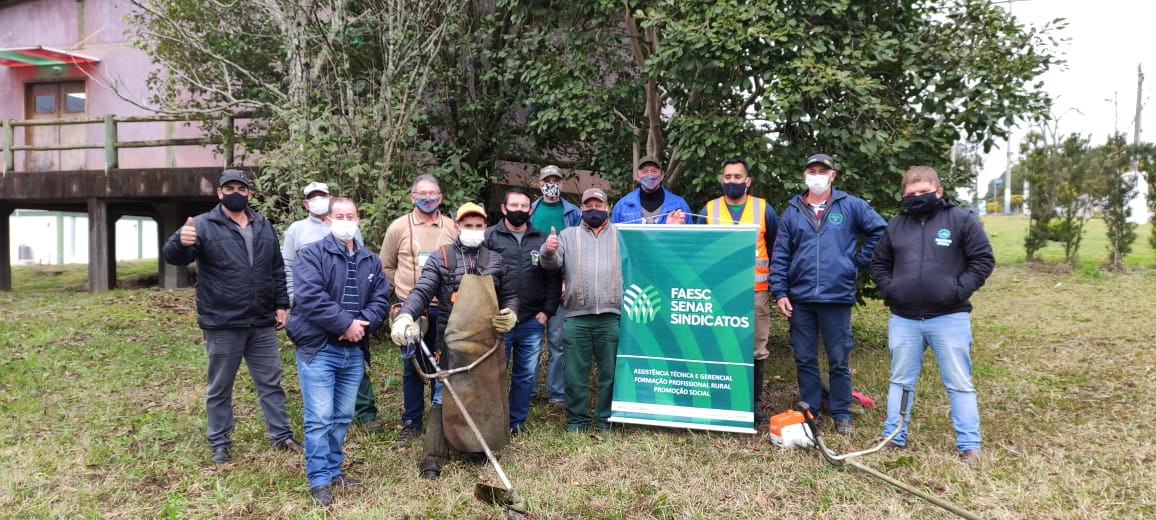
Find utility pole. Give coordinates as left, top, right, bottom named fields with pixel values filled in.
left=1134, top=63, right=1144, bottom=170
left=1004, top=142, right=1012, bottom=214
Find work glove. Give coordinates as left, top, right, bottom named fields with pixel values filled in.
left=390, top=313, right=419, bottom=346
left=492, top=308, right=516, bottom=334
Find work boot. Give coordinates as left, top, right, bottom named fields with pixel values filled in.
left=330, top=475, right=362, bottom=487
left=310, top=485, right=334, bottom=506
left=392, top=420, right=420, bottom=448
left=359, top=418, right=385, bottom=434
left=275, top=438, right=304, bottom=453
left=211, top=447, right=230, bottom=464
left=960, top=449, right=981, bottom=467
left=753, top=359, right=769, bottom=424
left=834, top=418, right=854, bottom=436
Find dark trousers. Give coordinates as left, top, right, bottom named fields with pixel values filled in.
left=203, top=327, right=293, bottom=449
left=401, top=306, right=440, bottom=429
left=354, top=372, right=377, bottom=423
left=789, top=302, right=854, bottom=421
left=563, top=313, right=620, bottom=431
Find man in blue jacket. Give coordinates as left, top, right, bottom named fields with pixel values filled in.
left=611, top=155, right=691, bottom=225
left=162, top=169, right=302, bottom=464
left=285, top=197, right=392, bottom=506
left=770, top=154, right=886, bottom=435
left=871, top=166, right=994, bottom=467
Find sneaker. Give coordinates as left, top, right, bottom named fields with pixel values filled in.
left=211, top=447, right=230, bottom=464
left=275, top=438, right=304, bottom=453
left=834, top=418, right=854, bottom=436
left=960, top=449, right=981, bottom=467
left=392, top=421, right=420, bottom=448
left=310, top=485, right=334, bottom=506
left=882, top=442, right=906, bottom=452
left=547, top=399, right=564, bottom=407
left=330, top=475, right=362, bottom=487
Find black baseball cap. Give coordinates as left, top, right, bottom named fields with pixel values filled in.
left=219, top=169, right=253, bottom=188
left=804, top=154, right=835, bottom=170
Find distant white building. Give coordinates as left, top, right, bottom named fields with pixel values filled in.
left=9, top=210, right=157, bottom=265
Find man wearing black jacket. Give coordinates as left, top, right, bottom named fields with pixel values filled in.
left=871, top=166, right=995, bottom=467
left=162, top=169, right=302, bottom=464
left=485, top=187, right=563, bottom=434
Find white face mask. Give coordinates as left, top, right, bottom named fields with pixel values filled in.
left=805, top=174, right=831, bottom=196
left=330, top=219, right=359, bottom=242
left=307, top=196, right=330, bottom=216
left=459, top=228, right=485, bottom=248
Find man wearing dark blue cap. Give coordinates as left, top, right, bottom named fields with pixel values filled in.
left=770, top=154, right=886, bottom=436
left=163, top=169, right=302, bottom=463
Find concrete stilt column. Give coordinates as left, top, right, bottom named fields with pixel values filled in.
left=155, top=201, right=188, bottom=289
left=87, top=197, right=111, bottom=293
left=0, top=204, right=11, bottom=292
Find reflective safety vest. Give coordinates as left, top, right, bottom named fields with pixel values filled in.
left=705, top=196, right=770, bottom=292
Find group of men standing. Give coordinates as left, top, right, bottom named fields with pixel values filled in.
left=162, top=150, right=994, bottom=507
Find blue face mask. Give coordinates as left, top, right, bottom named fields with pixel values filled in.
left=639, top=174, right=662, bottom=192
left=414, top=197, right=440, bottom=214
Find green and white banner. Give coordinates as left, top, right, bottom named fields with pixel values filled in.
left=611, top=224, right=757, bottom=433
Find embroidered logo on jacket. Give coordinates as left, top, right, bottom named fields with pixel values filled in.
left=935, top=229, right=953, bottom=247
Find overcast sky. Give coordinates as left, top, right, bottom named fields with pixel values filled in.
left=977, top=0, right=1153, bottom=196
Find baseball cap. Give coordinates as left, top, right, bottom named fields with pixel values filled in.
left=539, top=165, right=563, bottom=180
left=219, top=169, right=253, bottom=188
left=581, top=188, right=608, bottom=204
left=804, top=154, right=836, bottom=170
left=302, top=181, right=330, bottom=197
left=638, top=155, right=662, bottom=169
left=455, top=202, right=487, bottom=222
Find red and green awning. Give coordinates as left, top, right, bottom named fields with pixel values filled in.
left=0, top=46, right=100, bottom=67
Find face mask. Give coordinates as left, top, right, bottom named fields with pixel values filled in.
left=504, top=210, right=530, bottom=227
left=459, top=228, right=485, bottom=248
left=582, top=209, right=608, bottom=228
left=903, top=191, right=940, bottom=215
left=542, top=182, right=562, bottom=200
left=722, top=182, right=747, bottom=200
left=307, top=196, right=330, bottom=216
left=805, top=174, right=830, bottom=196
left=639, top=174, right=662, bottom=192
left=221, top=192, right=249, bottom=212
left=330, top=219, right=359, bottom=242
left=414, top=197, right=440, bottom=214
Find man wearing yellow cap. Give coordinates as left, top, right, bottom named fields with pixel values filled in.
left=389, top=202, right=518, bottom=479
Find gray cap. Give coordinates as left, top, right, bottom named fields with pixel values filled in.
left=581, top=188, right=607, bottom=204
left=302, top=181, right=330, bottom=197
left=219, top=169, right=252, bottom=188
left=539, top=165, right=563, bottom=180
left=638, top=155, right=662, bottom=169
left=804, top=154, right=835, bottom=170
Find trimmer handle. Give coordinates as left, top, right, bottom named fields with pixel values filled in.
left=797, top=401, right=820, bottom=437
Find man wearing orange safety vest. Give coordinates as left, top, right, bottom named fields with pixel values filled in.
left=697, top=157, right=779, bottom=424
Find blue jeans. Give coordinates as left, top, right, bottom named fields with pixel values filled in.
left=883, top=313, right=981, bottom=452
left=297, top=345, right=364, bottom=488
left=544, top=308, right=566, bottom=403
left=402, top=306, right=441, bottom=428
left=505, top=318, right=545, bottom=430
left=789, top=302, right=854, bottom=421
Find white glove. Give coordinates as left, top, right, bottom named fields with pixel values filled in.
left=391, top=313, right=416, bottom=346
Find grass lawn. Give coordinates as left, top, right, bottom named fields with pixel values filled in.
left=1, top=220, right=1154, bottom=519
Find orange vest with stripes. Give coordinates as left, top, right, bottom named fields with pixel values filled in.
left=704, top=196, right=770, bottom=292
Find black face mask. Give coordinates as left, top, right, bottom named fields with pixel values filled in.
left=221, top=192, right=249, bottom=212
left=582, top=209, right=608, bottom=228
left=505, top=210, right=530, bottom=227
left=722, top=182, right=747, bottom=200
left=902, top=191, right=939, bottom=215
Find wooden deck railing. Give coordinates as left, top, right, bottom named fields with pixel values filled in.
left=1, top=113, right=254, bottom=173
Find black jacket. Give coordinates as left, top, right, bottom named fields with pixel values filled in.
left=484, top=221, right=562, bottom=323
left=398, top=240, right=518, bottom=351
left=162, top=205, right=290, bottom=329
left=870, top=198, right=995, bottom=320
